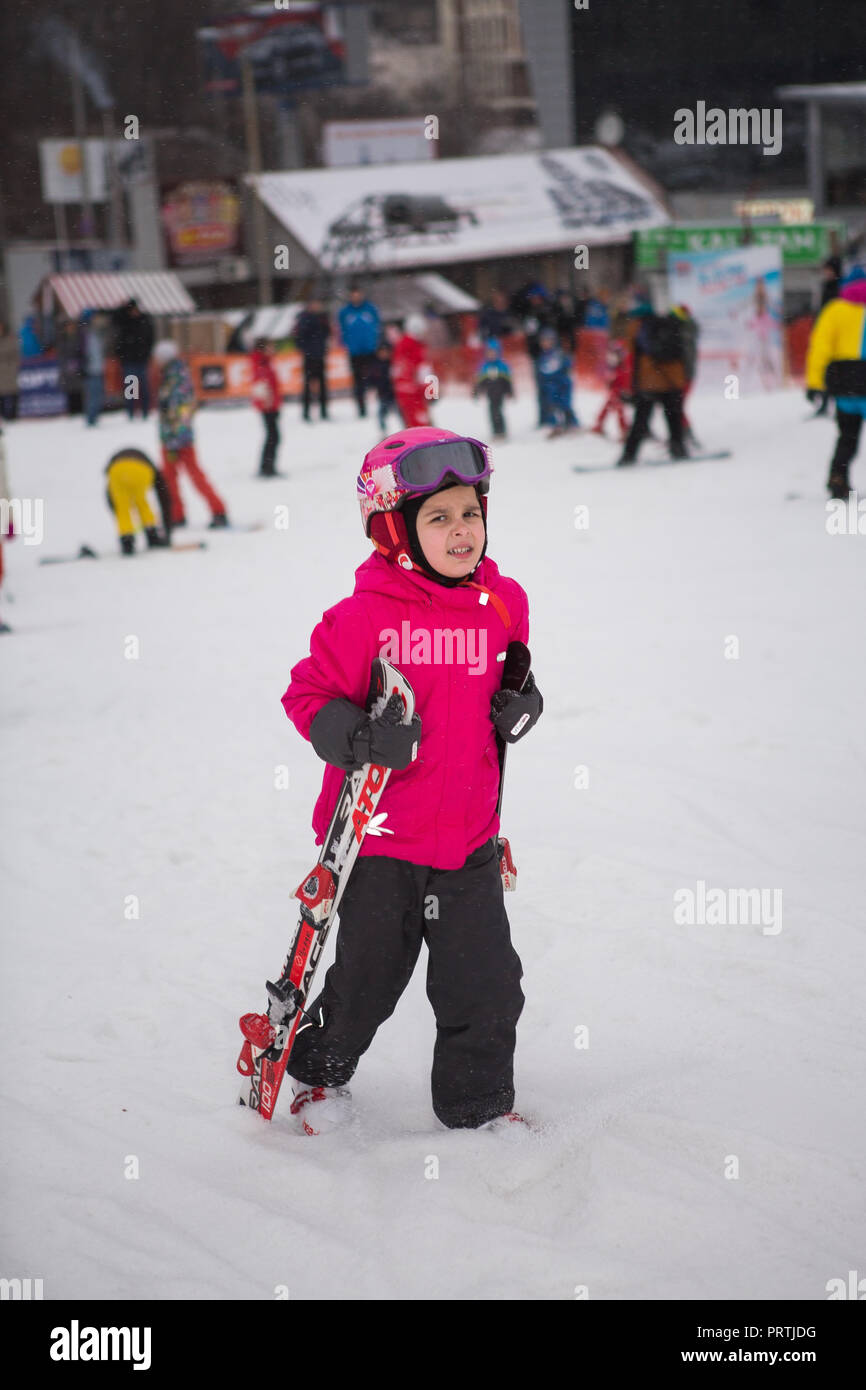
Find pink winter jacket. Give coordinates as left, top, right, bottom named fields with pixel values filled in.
left=281, top=550, right=530, bottom=870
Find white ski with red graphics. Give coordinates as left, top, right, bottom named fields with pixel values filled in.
left=495, top=640, right=532, bottom=893
left=237, top=658, right=416, bottom=1120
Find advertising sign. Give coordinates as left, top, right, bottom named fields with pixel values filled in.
left=188, top=349, right=352, bottom=402
left=161, top=182, right=242, bottom=266
left=39, top=140, right=112, bottom=204
left=637, top=222, right=842, bottom=269
left=667, top=244, right=784, bottom=394
left=199, top=4, right=346, bottom=97
left=323, top=119, right=435, bottom=167
left=17, top=356, right=68, bottom=418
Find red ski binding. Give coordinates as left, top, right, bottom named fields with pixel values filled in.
left=497, top=836, right=517, bottom=892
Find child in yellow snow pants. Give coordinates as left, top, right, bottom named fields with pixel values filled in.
left=105, top=448, right=172, bottom=555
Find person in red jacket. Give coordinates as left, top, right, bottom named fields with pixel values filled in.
left=249, top=339, right=283, bottom=477
left=591, top=337, right=631, bottom=441
left=391, top=314, right=433, bottom=428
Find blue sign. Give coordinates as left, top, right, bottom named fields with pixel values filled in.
left=18, top=356, right=68, bottom=418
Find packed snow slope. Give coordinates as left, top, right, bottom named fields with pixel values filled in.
left=2, top=386, right=864, bottom=1301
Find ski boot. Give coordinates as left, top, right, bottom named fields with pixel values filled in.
left=208, top=512, right=229, bottom=529
left=145, top=526, right=166, bottom=549
left=288, top=1077, right=353, bottom=1136
left=120, top=534, right=135, bottom=556
left=828, top=473, right=849, bottom=501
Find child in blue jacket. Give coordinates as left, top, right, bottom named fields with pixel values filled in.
left=537, top=328, right=579, bottom=437
left=472, top=339, right=514, bottom=439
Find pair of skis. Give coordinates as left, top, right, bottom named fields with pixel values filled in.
left=237, top=640, right=532, bottom=1122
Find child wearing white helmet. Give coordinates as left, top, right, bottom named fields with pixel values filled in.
left=154, top=340, right=228, bottom=529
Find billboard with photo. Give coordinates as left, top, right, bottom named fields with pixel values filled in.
left=199, top=4, right=346, bottom=97
left=667, top=244, right=784, bottom=394
left=253, top=146, right=668, bottom=272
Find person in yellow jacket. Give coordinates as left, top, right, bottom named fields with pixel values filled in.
left=805, top=265, right=866, bottom=499
left=105, top=446, right=172, bottom=555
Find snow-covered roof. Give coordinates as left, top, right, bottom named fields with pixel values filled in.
left=222, top=273, right=480, bottom=347
left=250, top=146, right=669, bottom=273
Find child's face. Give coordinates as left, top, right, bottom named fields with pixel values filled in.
left=414, top=485, right=485, bottom=579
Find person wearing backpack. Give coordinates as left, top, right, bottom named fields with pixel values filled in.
left=617, top=295, right=688, bottom=465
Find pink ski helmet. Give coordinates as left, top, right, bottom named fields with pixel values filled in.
left=357, top=427, right=493, bottom=572
left=357, top=427, right=492, bottom=536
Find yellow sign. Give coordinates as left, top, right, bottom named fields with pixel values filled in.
left=733, top=198, right=814, bottom=224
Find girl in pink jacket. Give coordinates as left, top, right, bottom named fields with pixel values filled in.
left=280, top=426, right=543, bottom=1132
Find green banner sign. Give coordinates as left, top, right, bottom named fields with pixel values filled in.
left=636, top=223, right=843, bottom=268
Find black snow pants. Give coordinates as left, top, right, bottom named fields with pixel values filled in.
left=828, top=409, right=862, bottom=492
left=621, top=390, right=686, bottom=461
left=259, top=411, right=280, bottom=476
left=287, top=837, right=525, bottom=1128
left=302, top=356, right=328, bottom=419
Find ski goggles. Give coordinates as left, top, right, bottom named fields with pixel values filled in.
left=387, top=436, right=492, bottom=494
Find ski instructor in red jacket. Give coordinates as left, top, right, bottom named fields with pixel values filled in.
left=391, top=314, right=434, bottom=428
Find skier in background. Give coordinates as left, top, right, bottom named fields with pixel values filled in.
left=617, top=293, right=688, bottom=464
left=537, top=326, right=579, bottom=437
left=338, top=285, right=381, bottom=419
left=113, top=298, right=154, bottom=420
left=478, top=288, right=513, bottom=344
left=250, top=338, right=283, bottom=477
left=293, top=296, right=331, bottom=422
left=368, top=339, right=398, bottom=434
left=154, top=340, right=228, bottom=528
left=104, top=446, right=172, bottom=556
left=279, top=426, right=543, bottom=1133
left=80, top=309, right=107, bottom=427
left=512, top=285, right=557, bottom=427
left=811, top=255, right=844, bottom=416
left=806, top=264, right=866, bottom=499
left=391, top=314, right=434, bottom=428
left=472, top=338, right=514, bottom=439
left=591, top=335, right=631, bottom=442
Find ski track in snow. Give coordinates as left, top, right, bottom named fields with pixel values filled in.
left=1, top=389, right=864, bottom=1300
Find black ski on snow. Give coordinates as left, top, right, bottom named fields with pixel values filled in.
left=39, top=541, right=207, bottom=565
left=572, top=450, right=731, bottom=474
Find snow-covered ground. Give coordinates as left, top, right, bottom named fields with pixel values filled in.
left=2, top=385, right=863, bottom=1301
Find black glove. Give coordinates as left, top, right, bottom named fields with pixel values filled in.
left=490, top=671, right=543, bottom=743
left=352, top=703, right=421, bottom=770
left=806, top=388, right=823, bottom=405
left=310, top=696, right=420, bottom=771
